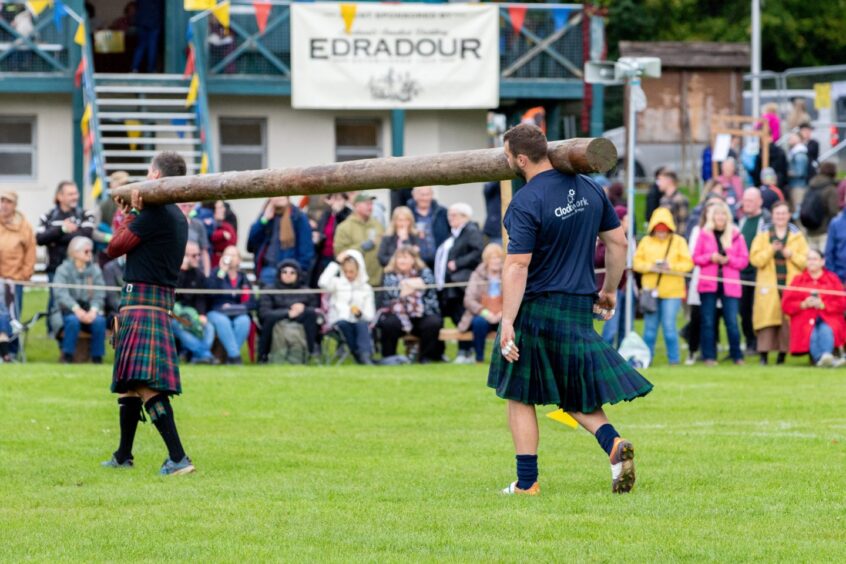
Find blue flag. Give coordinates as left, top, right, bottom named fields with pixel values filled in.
left=53, top=0, right=66, bottom=32
left=552, top=8, right=571, bottom=32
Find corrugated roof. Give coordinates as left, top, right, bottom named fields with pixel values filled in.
left=619, top=41, right=750, bottom=69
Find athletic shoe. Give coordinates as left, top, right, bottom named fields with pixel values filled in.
left=609, top=438, right=635, bottom=494
left=101, top=456, right=134, bottom=469
left=501, top=481, right=540, bottom=495
left=159, top=456, right=195, bottom=476
left=684, top=355, right=696, bottom=366
left=833, top=357, right=846, bottom=368
left=817, top=353, right=835, bottom=368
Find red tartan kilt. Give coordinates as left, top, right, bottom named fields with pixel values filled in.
left=111, top=283, right=181, bottom=394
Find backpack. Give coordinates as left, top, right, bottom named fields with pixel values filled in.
left=799, top=188, right=826, bottom=232
left=268, top=320, right=308, bottom=365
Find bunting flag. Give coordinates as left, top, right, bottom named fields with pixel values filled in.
left=171, top=118, right=188, bottom=139
left=88, top=155, right=97, bottom=176
left=185, top=0, right=216, bottom=9
left=253, top=1, right=271, bottom=34
left=80, top=103, right=92, bottom=136
left=340, top=4, right=356, bottom=34
left=27, top=0, right=52, bottom=17
left=185, top=74, right=199, bottom=107
left=74, top=56, right=86, bottom=87
left=212, top=1, right=230, bottom=29
left=183, top=45, right=196, bottom=77
left=186, top=21, right=194, bottom=43
left=91, top=177, right=103, bottom=200
left=200, top=152, right=209, bottom=175
left=53, top=0, right=66, bottom=31
left=125, top=119, right=142, bottom=150
left=552, top=8, right=571, bottom=32
left=507, top=6, right=527, bottom=36
left=73, top=21, right=86, bottom=46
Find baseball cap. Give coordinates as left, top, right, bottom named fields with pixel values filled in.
left=0, top=191, right=18, bottom=204
left=353, top=193, right=376, bottom=204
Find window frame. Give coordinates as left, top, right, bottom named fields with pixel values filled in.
left=335, top=118, right=383, bottom=162
left=218, top=117, right=267, bottom=172
left=0, top=115, right=37, bottom=181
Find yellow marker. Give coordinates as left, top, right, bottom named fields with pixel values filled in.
left=546, top=409, right=578, bottom=429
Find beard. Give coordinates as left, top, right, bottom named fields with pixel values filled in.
left=509, top=161, right=526, bottom=181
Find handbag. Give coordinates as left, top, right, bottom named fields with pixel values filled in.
left=638, top=239, right=672, bottom=314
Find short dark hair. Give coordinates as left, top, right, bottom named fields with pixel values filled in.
left=772, top=201, right=790, bottom=213
left=151, top=152, right=187, bottom=178
left=799, top=122, right=813, bottom=130
left=503, top=124, right=548, bottom=163
left=54, top=180, right=76, bottom=204
left=819, top=161, right=837, bottom=178
left=658, top=169, right=678, bottom=184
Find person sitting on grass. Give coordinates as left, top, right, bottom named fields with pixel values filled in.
left=457, top=243, right=504, bottom=363
left=377, top=245, right=443, bottom=363
left=206, top=245, right=254, bottom=365
left=50, top=236, right=107, bottom=364
left=257, top=258, right=319, bottom=364
left=781, top=248, right=846, bottom=367
left=318, top=249, right=375, bottom=365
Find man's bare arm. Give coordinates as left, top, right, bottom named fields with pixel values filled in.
left=500, top=253, right=531, bottom=363
left=598, top=226, right=628, bottom=294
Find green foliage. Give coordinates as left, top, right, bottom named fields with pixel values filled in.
left=1, top=363, right=844, bottom=560
left=600, top=0, right=846, bottom=71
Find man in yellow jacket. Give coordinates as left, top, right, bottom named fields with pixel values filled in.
left=633, top=207, right=694, bottom=364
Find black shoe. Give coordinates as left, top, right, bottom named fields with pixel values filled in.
left=226, top=356, right=243, bottom=365
left=60, top=353, right=74, bottom=364
left=92, top=357, right=103, bottom=364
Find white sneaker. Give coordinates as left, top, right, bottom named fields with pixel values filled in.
left=453, top=352, right=473, bottom=365
left=833, top=357, right=846, bottom=368
left=684, top=355, right=696, bottom=366
left=817, top=353, right=835, bottom=368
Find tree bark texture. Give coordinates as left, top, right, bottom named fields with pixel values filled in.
left=112, top=137, right=616, bottom=205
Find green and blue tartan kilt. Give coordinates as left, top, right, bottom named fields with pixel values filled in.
left=487, top=293, right=652, bottom=413
left=111, top=283, right=181, bottom=395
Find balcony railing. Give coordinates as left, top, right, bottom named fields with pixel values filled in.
left=0, top=2, right=74, bottom=75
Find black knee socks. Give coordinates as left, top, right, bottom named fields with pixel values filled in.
left=144, top=394, right=187, bottom=462
left=595, top=423, right=620, bottom=456
left=115, top=397, right=143, bottom=463
left=515, top=454, right=538, bottom=489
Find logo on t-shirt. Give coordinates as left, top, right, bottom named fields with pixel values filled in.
left=554, top=189, right=589, bottom=221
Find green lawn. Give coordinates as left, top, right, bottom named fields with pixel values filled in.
left=1, top=361, right=844, bottom=561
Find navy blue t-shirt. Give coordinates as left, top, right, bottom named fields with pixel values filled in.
left=504, top=170, right=621, bottom=296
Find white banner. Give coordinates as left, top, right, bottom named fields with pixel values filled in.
left=291, top=3, right=499, bottom=110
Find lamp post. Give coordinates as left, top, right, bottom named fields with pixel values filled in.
left=585, top=57, right=661, bottom=337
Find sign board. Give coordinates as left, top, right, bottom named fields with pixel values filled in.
left=291, top=3, right=499, bottom=109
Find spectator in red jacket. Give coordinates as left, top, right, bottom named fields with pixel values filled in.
left=209, top=200, right=237, bottom=268
left=781, top=248, right=846, bottom=366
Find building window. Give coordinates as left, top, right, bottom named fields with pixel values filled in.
left=0, top=116, right=36, bottom=179
left=335, top=119, right=382, bottom=162
left=219, top=118, right=266, bottom=172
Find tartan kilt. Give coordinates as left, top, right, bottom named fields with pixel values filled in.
left=487, top=293, right=652, bottom=413
left=111, top=283, right=181, bottom=395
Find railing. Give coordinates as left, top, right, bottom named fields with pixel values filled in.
left=0, top=2, right=73, bottom=74
left=186, top=1, right=584, bottom=82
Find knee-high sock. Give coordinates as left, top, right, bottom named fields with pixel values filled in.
left=595, top=423, right=620, bottom=456
left=115, top=396, right=143, bottom=463
left=144, top=394, right=187, bottom=462
left=515, top=454, right=538, bottom=489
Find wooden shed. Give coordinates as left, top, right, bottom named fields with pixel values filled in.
left=619, top=41, right=750, bottom=181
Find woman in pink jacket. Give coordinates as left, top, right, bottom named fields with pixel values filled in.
left=693, top=200, right=750, bottom=365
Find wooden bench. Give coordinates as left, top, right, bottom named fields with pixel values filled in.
left=438, top=328, right=496, bottom=342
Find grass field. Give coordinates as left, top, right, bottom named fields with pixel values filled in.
left=1, top=360, right=845, bottom=561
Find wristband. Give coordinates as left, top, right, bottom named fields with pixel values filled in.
left=481, top=308, right=490, bottom=318
left=260, top=216, right=269, bottom=225
left=129, top=208, right=140, bottom=216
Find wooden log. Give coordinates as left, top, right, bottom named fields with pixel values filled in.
left=112, top=137, right=616, bottom=205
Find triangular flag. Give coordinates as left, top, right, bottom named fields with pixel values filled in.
left=27, top=0, right=52, bottom=17
left=185, top=74, right=199, bottom=107
left=186, top=21, right=194, bottom=43
left=212, top=1, right=230, bottom=29
left=183, top=45, right=195, bottom=77
left=200, top=152, right=209, bottom=175
left=73, top=21, right=86, bottom=46
left=552, top=8, right=571, bottom=32
left=88, top=156, right=96, bottom=176
left=507, top=6, right=527, bottom=36
left=171, top=118, right=187, bottom=139
left=74, top=56, right=86, bottom=87
left=253, top=1, right=271, bottom=34
left=546, top=409, right=579, bottom=429
left=53, top=0, right=66, bottom=31
left=80, top=103, right=92, bottom=136
left=83, top=131, right=93, bottom=156
left=91, top=177, right=103, bottom=200
left=340, top=4, right=356, bottom=34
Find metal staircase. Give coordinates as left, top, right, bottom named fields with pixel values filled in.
left=92, top=73, right=204, bottom=182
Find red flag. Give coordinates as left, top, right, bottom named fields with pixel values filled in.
left=74, top=57, right=86, bottom=88
left=253, top=1, right=271, bottom=34
left=183, top=45, right=195, bottom=78
left=83, top=131, right=94, bottom=156
left=507, top=6, right=527, bottom=36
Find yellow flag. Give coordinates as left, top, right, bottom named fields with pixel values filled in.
left=80, top=104, right=92, bottom=136
left=212, top=1, right=230, bottom=29
left=184, top=0, right=216, bottom=10
left=91, top=177, right=103, bottom=200
left=340, top=4, right=357, bottom=34
left=74, top=22, right=86, bottom=46
left=27, top=0, right=52, bottom=16
left=200, top=152, right=209, bottom=175
left=546, top=409, right=579, bottom=429
left=814, top=83, right=832, bottom=111
left=185, top=74, right=199, bottom=107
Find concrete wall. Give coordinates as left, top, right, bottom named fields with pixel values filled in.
left=0, top=94, right=74, bottom=261
left=208, top=96, right=490, bottom=247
